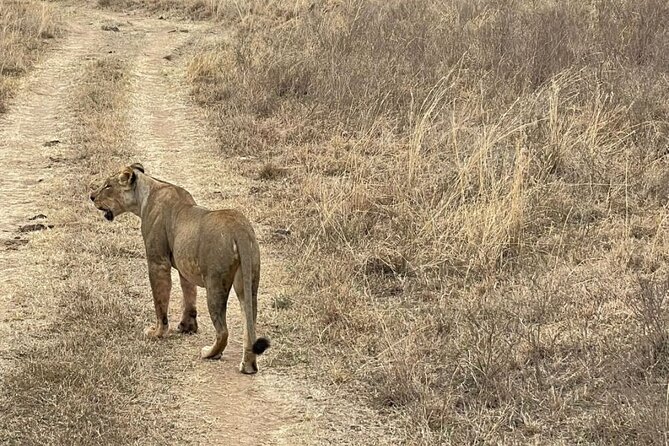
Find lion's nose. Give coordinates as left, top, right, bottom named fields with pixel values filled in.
left=90, top=193, right=96, bottom=202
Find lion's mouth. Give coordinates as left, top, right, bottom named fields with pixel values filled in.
left=96, top=206, right=114, bottom=221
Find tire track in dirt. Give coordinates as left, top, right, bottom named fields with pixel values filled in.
left=0, top=8, right=115, bottom=374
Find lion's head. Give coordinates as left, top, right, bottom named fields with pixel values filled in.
left=90, top=163, right=144, bottom=221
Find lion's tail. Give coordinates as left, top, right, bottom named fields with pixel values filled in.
left=239, top=234, right=270, bottom=357
left=252, top=337, right=270, bottom=355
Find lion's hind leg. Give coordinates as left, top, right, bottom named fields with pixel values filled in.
left=178, top=273, right=198, bottom=334
left=200, top=278, right=231, bottom=360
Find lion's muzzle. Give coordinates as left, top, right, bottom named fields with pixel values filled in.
left=92, top=201, right=115, bottom=221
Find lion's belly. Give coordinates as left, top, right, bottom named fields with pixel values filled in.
left=171, top=226, right=208, bottom=287
left=173, top=257, right=206, bottom=287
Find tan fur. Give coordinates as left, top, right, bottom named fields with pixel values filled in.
left=90, top=163, right=268, bottom=374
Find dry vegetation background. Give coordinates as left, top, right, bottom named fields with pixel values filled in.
left=183, top=0, right=669, bottom=443
left=0, top=0, right=59, bottom=113
left=3, top=0, right=669, bottom=444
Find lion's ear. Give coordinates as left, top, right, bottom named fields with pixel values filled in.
left=130, top=163, right=144, bottom=173
left=118, top=168, right=136, bottom=186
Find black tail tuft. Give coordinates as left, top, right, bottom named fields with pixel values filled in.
left=252, top=337, right=270, bottom=355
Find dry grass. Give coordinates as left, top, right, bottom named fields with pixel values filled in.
left=97, top=0, right=215, bottom=19
left=0, top=56, right=184, bottom=445
left=181, top=0, right=669, bottom=444
left=0, top=0, right=60, bottom=112
left=96, top=0, right=300, bottom=21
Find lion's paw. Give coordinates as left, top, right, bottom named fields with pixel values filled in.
left=239, top=360, right=258, bottom=374
left=177, top=318, right=198, bottom=334
left=144, top=325, right=167, bottom=339
left=201, top=345, right=222, bottom=360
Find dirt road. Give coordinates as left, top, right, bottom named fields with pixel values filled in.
left=0, top=4, right=394, bottom=446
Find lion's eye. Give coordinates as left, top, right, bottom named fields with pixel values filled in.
left=103, top=184, right=111, bottom=190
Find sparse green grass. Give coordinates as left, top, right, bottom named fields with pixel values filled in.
left=0, top=0, right=60, bottom=112
left=185, top=0, right=669, bottom=443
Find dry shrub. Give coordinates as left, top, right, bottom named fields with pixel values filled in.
left=187, top=0, right=669, bottom=443
left=257, top=162, right=289, bottom=180
left=0, top=0, right=60, bottom=112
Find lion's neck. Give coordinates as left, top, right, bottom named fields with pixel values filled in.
left=134, top=173, right=154, bottom=217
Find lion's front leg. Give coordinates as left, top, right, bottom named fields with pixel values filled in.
left=145, top=260, right=172, bottom=338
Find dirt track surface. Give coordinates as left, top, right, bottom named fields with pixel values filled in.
left=0, top=4, right=396, bottom=446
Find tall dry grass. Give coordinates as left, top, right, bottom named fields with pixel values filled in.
left=0, top=0, right=60, bottom=112
left=183, top=0, right=669, bottom=443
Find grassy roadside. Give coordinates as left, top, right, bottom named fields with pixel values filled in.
left=0, top=55, right=182, bottom=445
left=0, top=0, right=60, bottom=112
left=182, top=1, right=669, bottom=444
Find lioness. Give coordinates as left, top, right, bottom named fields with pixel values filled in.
left=90, top=163, right=269, bottom=374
